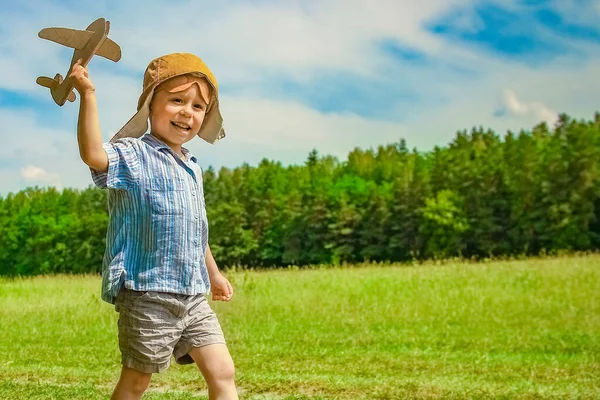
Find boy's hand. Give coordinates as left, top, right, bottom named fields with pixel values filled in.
left=210, top=272, right=234, bottom=302
left=69, top=59, right=95, bottom=95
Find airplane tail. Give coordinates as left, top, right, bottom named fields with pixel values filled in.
left=36, top=74, right=76, bottom=105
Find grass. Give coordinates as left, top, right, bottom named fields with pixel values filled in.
left=0, top=255, right=599, bottom=399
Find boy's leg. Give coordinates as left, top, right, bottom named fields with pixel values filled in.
left=110, top=366, right=152, bottom=400
left=189, top=344, right=238, bottom=400
left=113, top=289, right=183, bottom=399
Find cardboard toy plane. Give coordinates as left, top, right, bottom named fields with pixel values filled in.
left=36, top=17, right=121, bottom=106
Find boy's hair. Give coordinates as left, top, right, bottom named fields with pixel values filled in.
left=110, top=53, right=225, bottom=144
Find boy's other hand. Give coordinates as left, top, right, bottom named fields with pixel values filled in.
left=69, top=59, right=96, bottom=95
left=210, top=272, right=234, bottom=302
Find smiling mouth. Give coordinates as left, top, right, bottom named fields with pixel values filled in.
left=171, top=121, right=191, bottom=131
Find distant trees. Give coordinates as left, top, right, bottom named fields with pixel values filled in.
left=0, top=187, right=107, bottom=275
left=2, top=113, right=600, bottom=275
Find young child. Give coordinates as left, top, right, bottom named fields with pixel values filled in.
left=70, top=53, right=238, bottom=400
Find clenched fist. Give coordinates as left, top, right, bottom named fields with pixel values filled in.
left=69, top=59, right=95, bottom=95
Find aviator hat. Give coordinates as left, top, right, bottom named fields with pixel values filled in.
left=110, top=53, right=225, bottom=143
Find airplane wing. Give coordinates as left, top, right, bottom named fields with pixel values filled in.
left=38, top=27, right=92, bottom=50
left=39, top=27, right=121, bottom=62
left=96, top=38, right=122, bottom=62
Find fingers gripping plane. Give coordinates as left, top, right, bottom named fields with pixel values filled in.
left=36, top=18, right=121, bottom=106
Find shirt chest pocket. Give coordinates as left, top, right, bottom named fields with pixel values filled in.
left=150, top=177, right=187, bottom=215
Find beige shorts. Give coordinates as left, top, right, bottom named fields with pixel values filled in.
left=114, top=288, right=226, bottom=373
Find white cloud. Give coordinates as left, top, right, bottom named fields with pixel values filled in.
left=187, top=96, right=410, bottom=168
left=21, top=165, right=62, bottom=189
left=0, top=108, right=87, bottom=195
left=547, top=0, right=600, bottom=30
left=502, top=89, right=558, bottom=126
left=14, top=0, right=469, bottom=86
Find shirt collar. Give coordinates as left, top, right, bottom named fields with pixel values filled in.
left=142, top=134, right=198, bottom=163
left=181, top=147, right=197, bottom=163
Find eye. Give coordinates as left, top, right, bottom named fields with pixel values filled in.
left=194, top=104, right=205, bottom=111
left=172, top=98, right=183, bottom=103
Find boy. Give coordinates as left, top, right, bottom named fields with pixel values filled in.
left=70, top=53, right=238, bottom=400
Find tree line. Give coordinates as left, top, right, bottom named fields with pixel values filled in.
left=2, top=113, right=600, bottom=276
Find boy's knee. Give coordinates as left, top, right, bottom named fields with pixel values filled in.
left=130, top=374, right=152, bottom=395
left=117, top=367, right=152, bottom=397
left=220, top=359, right=236, bottom=381
left=209, top=357, right=236, bottom=383
left=191, top=346, right=236, bottom=384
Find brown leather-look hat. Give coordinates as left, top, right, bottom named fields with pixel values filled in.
left=110, top=52, right=225, bottom=144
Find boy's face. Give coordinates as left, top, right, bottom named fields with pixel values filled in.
left=149, top=75, right=211, bottom=153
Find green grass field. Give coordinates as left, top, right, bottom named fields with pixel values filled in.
left=1, top=256, right=599, bottom=399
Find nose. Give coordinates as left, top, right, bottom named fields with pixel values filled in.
left=180, top=103, right=192, bottom=117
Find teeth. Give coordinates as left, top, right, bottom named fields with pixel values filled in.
left=172, top=122, right=189, bottom=130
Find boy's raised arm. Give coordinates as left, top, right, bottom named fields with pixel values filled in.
left=70, top=59, right=109, bottom=173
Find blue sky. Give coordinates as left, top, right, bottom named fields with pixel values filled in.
left=1, top=0, right=600, bottom=195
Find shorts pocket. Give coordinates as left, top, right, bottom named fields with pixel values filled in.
left=132, top=291, right=151, bottom=303
left=124, top=292, right=170, bottom=329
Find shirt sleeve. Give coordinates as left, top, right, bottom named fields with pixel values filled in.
left=90, top=139, right=140, bottom=190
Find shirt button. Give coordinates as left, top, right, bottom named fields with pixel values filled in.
left=192, top=192, right=196, bottom=196
left=195, top=214, right=199, bottom=219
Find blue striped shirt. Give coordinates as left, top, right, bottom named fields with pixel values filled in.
left=91, top=134, right=210, bottom=304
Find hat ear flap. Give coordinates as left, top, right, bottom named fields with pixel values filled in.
left=110, top=91, right=153, bottom=143
left=197, top=95, right=225, bottom=144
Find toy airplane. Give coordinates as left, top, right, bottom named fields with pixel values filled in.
left=36, top=17, right=121, bottom=106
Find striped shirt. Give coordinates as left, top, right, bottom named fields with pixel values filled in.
left=91, top=134, right=210, bottom=304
